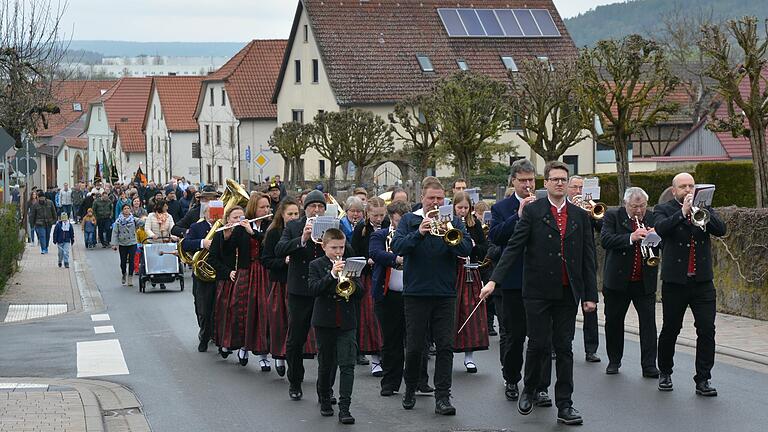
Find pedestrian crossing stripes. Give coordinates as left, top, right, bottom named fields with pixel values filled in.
left=94, top=325, right=115, bottom=334
left=2, top=304, right=68, bottom=322
left=76, top=339, right=129, bottom=377
left=90, top=313, right=110, bottom=321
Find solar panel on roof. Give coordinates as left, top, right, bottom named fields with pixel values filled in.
left=531, top=9, right=560, bottom=36
left=494, top=9, right=523, bottom=36
left=438, top=8, right=467, bottom=36
left=513, top=9, right=542, bottom=36
left=477, top=10, right=504, bottom=36
left=457, top=9, right=485, bottom=36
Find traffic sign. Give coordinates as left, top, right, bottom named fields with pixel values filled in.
left=254, top=152, right=270, bottom=168
left=245, top=146, right=251, bottom=163
left=0, top=128, right=15, bottom=156
left=15, top=143, right=38, bottom=158
left=11, top=157, right=38, bottom=175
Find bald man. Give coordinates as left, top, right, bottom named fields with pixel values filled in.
left=653, top=173, right=726, bottom=397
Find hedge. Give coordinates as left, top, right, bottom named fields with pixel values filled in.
left=694, top=162, right=755, bottom=208
left=0, top=204, right=24, bottom=293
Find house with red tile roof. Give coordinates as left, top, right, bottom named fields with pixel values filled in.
left=144, top=76, right=203, bottom=183
left=272, top=0, right=592, bottom=181
left=84, top=77, right=152, bottom=183
left=194, top=39, right=287, bottom=187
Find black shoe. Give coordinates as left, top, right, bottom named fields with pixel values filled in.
left=504, top=382, right=519, bottom=401
left=276, top=365, right=286, bottom=377
left=380, top=388, right=395, bottom=397
left=218, top=347, right=231, bottom=359
left=356, top=355, right=369, bottom=365
left=642, top=368, right=660, bottom=378
left=330, top=396, right=337, bottom=405
left=338, top=410, right=355, bottom=425
left=289, top=386, right=303, bottom=401
left=695, top=380, right=718, bottom=397
left=585, top=352, right=601, bottom=363
left=488, top=327, right=498, bottom=336
left=557, top=407, right=583, bottom=425
left=428, top=346, right=437, bottom=357
left=658, top=373, right=673, bottom=392
left=435, top=398, right=456, bottom=416
left=606, top=362, right=621, bottom=375
left=237, top=350, right=248, bottom=366
left=517, top=392, right=534, bottom=415
left=320, top=399, right=334, bottom=417
left=259, top=359, right=271, bottom=372
left=551, top=351, right=556, bottom=360
left=402, top=388, right=416, bottom=410
left=534, top=391, right=552, bottom=407
left=58, top=262, right=62, bottom=267
left=416, top=384, right=434, bottom=394
left=197, top=339, right=208, bottom=352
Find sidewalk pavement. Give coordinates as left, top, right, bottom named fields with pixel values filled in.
left=0, top=378, right=150, bottom=432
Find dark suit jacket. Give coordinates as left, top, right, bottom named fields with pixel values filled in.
left=369, top=228, right=398, bottom=301
left=261, top=226, right=288, bottom=285
left=490, top=197, right=598, bottom=303
left=600, top=207, right=659, bottom=294
left=207, top=227, right=250, bottom=281
left=181, top=219, right=211, bottom=253
left=308, top=255, right=362, bottom=330
left=171, top=204, right=200, bottom=237
left=488, top=195, right=525, bottom=290
left=653, top=199, right=727, bottom=285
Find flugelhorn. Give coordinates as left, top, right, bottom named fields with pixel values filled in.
left=573, top=194, right=606, bottom=220
left=335, top=256, right=356, bottom=302
left=691, top=206, right=710, bottom=230
left=425, top=205, right=463, bottom=246
left=634, top=216, right=660, bottom=267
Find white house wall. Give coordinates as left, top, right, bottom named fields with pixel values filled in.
left=145, top=88, right=169, bottom=183
left=238, top=119, right=280, bottom=185
left=85, top=104, right=111, bottom=181
left=170, top=131, right=200, bottom=183
left=115, top=138, right=146, bottom=183
left=197, top=81, right=241, bottom=186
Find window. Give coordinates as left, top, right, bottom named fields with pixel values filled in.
left=537, top=56, right=554, bottom=71
left=457, top=59, right=469, bottom=71
left=99, top=138, right=103, bottom=152
left=149, top=137, right=153, bottom=153
left=416, top=55, right=434, bottom=72
left=312, top=59, right=319, bottom=83
left=292, top=109, right=304, bottom=124
left=229, top=126, right=235, bottom=147
left=510, top=113, right=523, bottom=130
left=206, top=164, right=212, bottom=183
left=216, top=125, right=221, bottom=146
left=501, top=56, right=518, bottom=72
left=97, top=107, right=101, bottom=121
left=64, top=150, right=68, bottom=161
left=303, top=24, right=308, bottom=42
left=205, top=125, right=210, bottom=145
left=319, top=160, right=326, bottom=178
left=295, top=60, right=301, bottom=83
left=232, top=167, right=237, bottom=180
left=217, top=166, right=223, bottom=186
left=209, top=88, right=214, bottom=106
left=153, top=105, right=156, bottom=119
left=221, top=89, right=226, bottom=106
left=563, top=155, right=578, bottom=175
left=72, top=103, right=82, bottom=112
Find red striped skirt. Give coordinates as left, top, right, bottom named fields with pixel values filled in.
left=244, top=261, right=270, bottom=354
left=213, top=268, right=250, bottom=349
left=454, top=266, right=489, bottom=352
left=269, top=281, right=317, bottom=358
left=358, top=273, right=382, bottom=354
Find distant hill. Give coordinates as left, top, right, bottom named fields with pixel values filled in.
left=565, top=0, right=768, bottom=47
left=64, top=40, right=247, bottom=58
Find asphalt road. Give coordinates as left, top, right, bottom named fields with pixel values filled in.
left=2, top=247, right=768, bottom=431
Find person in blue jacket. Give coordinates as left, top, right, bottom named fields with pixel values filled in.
left=52, top=213, right=76, bottom=268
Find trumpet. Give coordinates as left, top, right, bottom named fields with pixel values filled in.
left=385, top=228, right=402, bottom=270
left=425, top=205, right=463, bottom=246
left=691, top=206, right=710, bottom=231
left=573, top=194, right=606, bottom=220
left=335, top=256, right=356, bottom=302
left=634, top=216, right=660, bottom=267
left=214, top=214, right=273, bottom=232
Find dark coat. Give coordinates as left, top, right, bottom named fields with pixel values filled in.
left=490, top=197, right=598, bottom=303
left=261, top=226, right=289, bottom=284
left=465, top=218, right=488, bottom=263
left=600, top=207, right=659, bottom=294
left=488, top=194, right=525, bottom=290
left=181, top=219, right=212, bottom=253
left=390, top=210, right=473, bottom=297
left=166, top=199, right=184, bottom=223
left=207, top=227, right=250, bottom=281
left=171, top=204, right=201, bottom=237
left=29, top=199, right=57, bottom=227
left=52, top=222, right=75, bottom=244
left=369, top=228, right=398, bottom=301
left=653, top=199, right=727, bottom=285
left=351, top=218, right=391, bottom=278
left=308, top=255, right=363, bottom=330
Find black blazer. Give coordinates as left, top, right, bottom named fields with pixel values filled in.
left=600, top=207, right=659, bottom=294
left=171, top=204, right=200, bottom=237
left=275, top=216, right=355, bottom=296
left=488, top=194, right=525, bottom=290
left=207, top=227, right=250, bottom=281
left=465, top=219, right=488, bottom=263
left=490, top=197, right=598, bottom=303
left=653, top=199, right=727, bottom=285
left=308, top=255, right=363, bottom=330
left=181, top=219, right=211, bottom=253
left=261, top=226, right=288, bottom=285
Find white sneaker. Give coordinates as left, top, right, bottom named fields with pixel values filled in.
left=127, top=275, right=133, bottom=286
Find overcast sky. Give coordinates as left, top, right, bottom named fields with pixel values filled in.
left=60, top=0, right=621, bottom=42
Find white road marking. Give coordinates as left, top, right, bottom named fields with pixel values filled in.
left=94, top=325, right=115, bottom=334
left=3, top=304, right=67, bottom=322
left=0, top=383, right=49, bottom=390
left=76, top=339, right=129, bottom=377
left=90, top=313, right=110, bottom=322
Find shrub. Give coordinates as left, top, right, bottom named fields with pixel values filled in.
left=695, top=162, right=755, bottom=208
left=0, top=204, right=24, bottom=293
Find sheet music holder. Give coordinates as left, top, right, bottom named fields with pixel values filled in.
left=582, top=186, right=601, bottom=201
left=324, top=203, right=340, bottom=218
left=482, top=210, right=492, bottom=225
left=438, top=204, right=454, bottom=222
left=341, top=257, right=367, bottom=278
left=311, top=216, right=339, bottom=241
left=693, top=184, right=716, bottom=207
left=642, top=232, right=662, bottom=248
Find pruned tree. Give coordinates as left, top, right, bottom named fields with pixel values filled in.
left=508, top=58, right=589, bottom=162
left=308, top=111, right=351, bottom=195
left=0, top=0, right=68, bottom=150
left=268, top=121, right=311, bottom=188
left=700, top=16, right=768, bottom=208
left=388, top=94, right=441, bottom=178
left=431, top=72, right=513, bottom=183
left=577, top=34, right=679, bottom=197
left=346, top=109, right=394, bottom=186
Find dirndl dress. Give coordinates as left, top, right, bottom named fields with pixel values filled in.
left=454, top=263, right=489, bottom=352
left=358, top=272, right=383, bottom=354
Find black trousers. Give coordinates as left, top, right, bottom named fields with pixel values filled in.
left=192, top=276, right=217, bottom=343
left=582, top=307, right=599, bottom=354
left=658, top=280, right=716, bottom=383
left=374, top=291, right=429, bottom=392
left=523, top=294, right=578, bottom=409
left=491, top=294, right=506, bottom=365
left=118, top=245, right=136, bottom=276
left=316, top=328, right=357, bottom=409
left=501, top=289, right=551, bottom=390
left=97, top=218, right=111, bottom=245
left=287, top=294, right=337, bottom=394
left=404, top=296, right=455, bottom=399
left=604, top=283, right=657, bottom=370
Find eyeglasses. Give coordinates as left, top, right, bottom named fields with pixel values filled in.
left=547, top=178, right=568, bottom=184
left=513, top=178, right=535, bottom=183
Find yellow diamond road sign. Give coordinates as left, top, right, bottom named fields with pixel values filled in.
left=255, top=153, right=269, bottom=168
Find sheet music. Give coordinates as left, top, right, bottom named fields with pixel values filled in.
left=466, top=188, right=480, bottom=205
left=438, top=204, right=454, bottom=221
left=311, top=216, right=339, bottom=241
left=642, top=232, right=662, bottom=248
left=342, top=257, right=367, bottom=277
left=324, top=203, right=339, bottom=218
left=483, top=210, right=492, bottom=225
left=535, top=189, right=548, bottom=200
left=693, top=184, right=716, bottom=207
left=583, top=177, right=600, bottom=188
left=582, top=186, right=601, bottom=200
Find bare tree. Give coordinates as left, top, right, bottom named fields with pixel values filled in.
left=0, top=0, right=69, bottom=149
left=700, top=16, right=768, bottom=208
left=508, top=58, right=589, bottom=162
left=308, top=111, right=351, bottom=195
left=269, top=121, right=311, bottom=188
left=346, top=109, right=395, bottom=186
left=388, top=94, right=441, bottom=178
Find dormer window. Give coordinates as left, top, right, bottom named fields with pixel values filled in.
left=72, top=103, right=82, bottom=112
left=501, top=56, right=518, bottom=72
left=457, top=59, right=469, bottom=71
left=417, top=55, right=434, bottom=72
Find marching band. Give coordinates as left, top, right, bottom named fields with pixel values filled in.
left=170, top=163, right=725, bottom=426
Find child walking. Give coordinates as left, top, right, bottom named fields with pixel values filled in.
left=52, top=213, right=75, bottom=268
left=308, top=228, right=363, bottom=425
left=82, top=208, right=97, bottom=248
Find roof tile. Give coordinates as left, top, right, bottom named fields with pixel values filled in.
left=152, top=76, right=203, bottom=131
left=38, top=80, right=117, bottom=137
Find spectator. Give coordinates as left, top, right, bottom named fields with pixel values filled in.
left=93, top=192, right=114, bottom=248
left=166, top=191, right=184, bottom=222
left=52, top=213, right=75, bottom=268
left=145, top=199, right=174, bottom=243
left=72, top=183, right=85, bottom=222
left=131, top=197, right=148, bottom=219
left=82, top=208, right=97, bottom=248
left=29, top=194, right=57, bottom=254
left=114, top=191, right=132, bottom=220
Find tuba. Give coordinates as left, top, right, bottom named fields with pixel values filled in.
left=192, top=179, right=250, bottom=282
left=176, top=240, right=195, bottom=265
left=335, top=256, right=357, bottom=302
left=425, top=205, right=463, bottom=246
left=573, top=194, right=606, bottom=220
